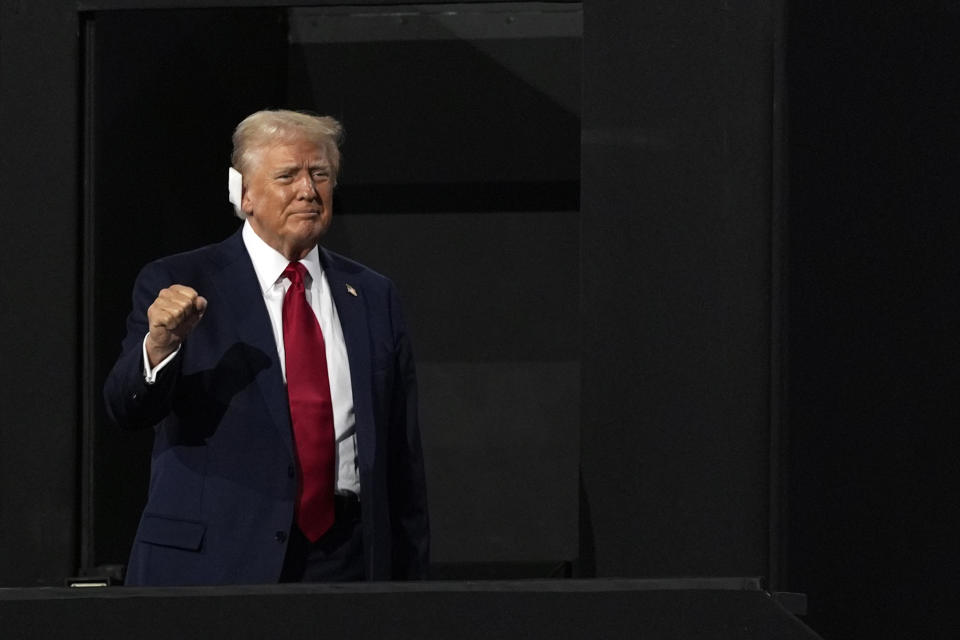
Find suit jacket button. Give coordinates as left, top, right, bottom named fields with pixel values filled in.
left=275, top=531, right=287, bottom=543
left=287, top=465, right=295, bottom=478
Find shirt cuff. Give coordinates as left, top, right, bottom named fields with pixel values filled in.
left=142, top=334, right=181, bottom=384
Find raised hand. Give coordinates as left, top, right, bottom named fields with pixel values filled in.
left=145, top=285, right=208, bottom=367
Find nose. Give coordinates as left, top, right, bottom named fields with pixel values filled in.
left=297, top=173, right=318, bottom=200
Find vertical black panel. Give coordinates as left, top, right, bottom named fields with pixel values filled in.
left=0, top=0, right=80, bottom=587
left=85, top=8, right=287, bottom=571
left=580, top=1, right=776, bottom=578
left=787, top=2, right=960, bottom=637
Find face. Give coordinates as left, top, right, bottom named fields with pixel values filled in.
left=241, top=136, right=334, bottom=260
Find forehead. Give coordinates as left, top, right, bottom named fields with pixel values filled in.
left=257, top=137, right=330, bottom=168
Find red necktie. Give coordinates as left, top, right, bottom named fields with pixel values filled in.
left=282, top=262, right=335, bottom=542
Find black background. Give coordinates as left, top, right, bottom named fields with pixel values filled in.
left=1, top=1, right=956, bottom=638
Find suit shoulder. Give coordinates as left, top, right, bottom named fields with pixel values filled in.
left=321, top=247, right=395, bottom=289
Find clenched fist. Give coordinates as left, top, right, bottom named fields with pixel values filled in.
left=145, top=285, right=208, bottom=367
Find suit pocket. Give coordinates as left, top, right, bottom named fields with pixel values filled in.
left=138, top=513, right=206, bottom=551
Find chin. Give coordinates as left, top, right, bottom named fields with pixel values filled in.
left=294, top=222, right=329, bottom=246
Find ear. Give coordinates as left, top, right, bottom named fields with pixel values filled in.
left=241, top=182, right=254, bottom=216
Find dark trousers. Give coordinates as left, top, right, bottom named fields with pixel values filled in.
left=279, top=494, right=364, bottom=582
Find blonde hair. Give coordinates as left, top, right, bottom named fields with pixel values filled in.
left=231, top=108, right=344, bottom=184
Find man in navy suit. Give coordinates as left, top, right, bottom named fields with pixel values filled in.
left=103, top=110, right=429, bottom=585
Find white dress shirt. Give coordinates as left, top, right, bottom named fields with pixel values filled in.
left=143, top=220, right=359, bottom=494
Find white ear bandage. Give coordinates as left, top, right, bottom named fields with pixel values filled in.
left=228, top=167, right=244, bottom=218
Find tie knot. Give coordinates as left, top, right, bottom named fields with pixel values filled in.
left=282, top=262, right=308, bottom=287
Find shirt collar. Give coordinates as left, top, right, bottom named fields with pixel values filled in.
left=242, top=220, right=323, bottom=293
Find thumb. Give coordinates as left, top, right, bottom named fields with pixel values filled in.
left=195, top=296, right=209, bottom=316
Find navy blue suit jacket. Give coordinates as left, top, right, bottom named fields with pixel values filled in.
left=103, top=229, right=429, bottom=585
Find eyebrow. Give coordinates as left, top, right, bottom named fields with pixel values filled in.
left=273, top=163, right=330, bottom=174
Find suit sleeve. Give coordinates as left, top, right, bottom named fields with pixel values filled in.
left=386, top=283, right=430, bottom=579
left=103, top=260, right=183, bottom=430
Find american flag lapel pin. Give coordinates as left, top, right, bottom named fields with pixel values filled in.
left=346, top=284, right=358, bottom=297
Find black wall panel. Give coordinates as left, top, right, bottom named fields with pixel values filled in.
left=580, top=1, right=777, bottom=579
left=0, top=0, right=80, bottom=587
left=786, top=3, right=960, bottom=638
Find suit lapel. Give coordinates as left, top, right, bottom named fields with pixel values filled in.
left=321, top=248, right=375, bottom=471
left=209, top=230, right=294, bottom=458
